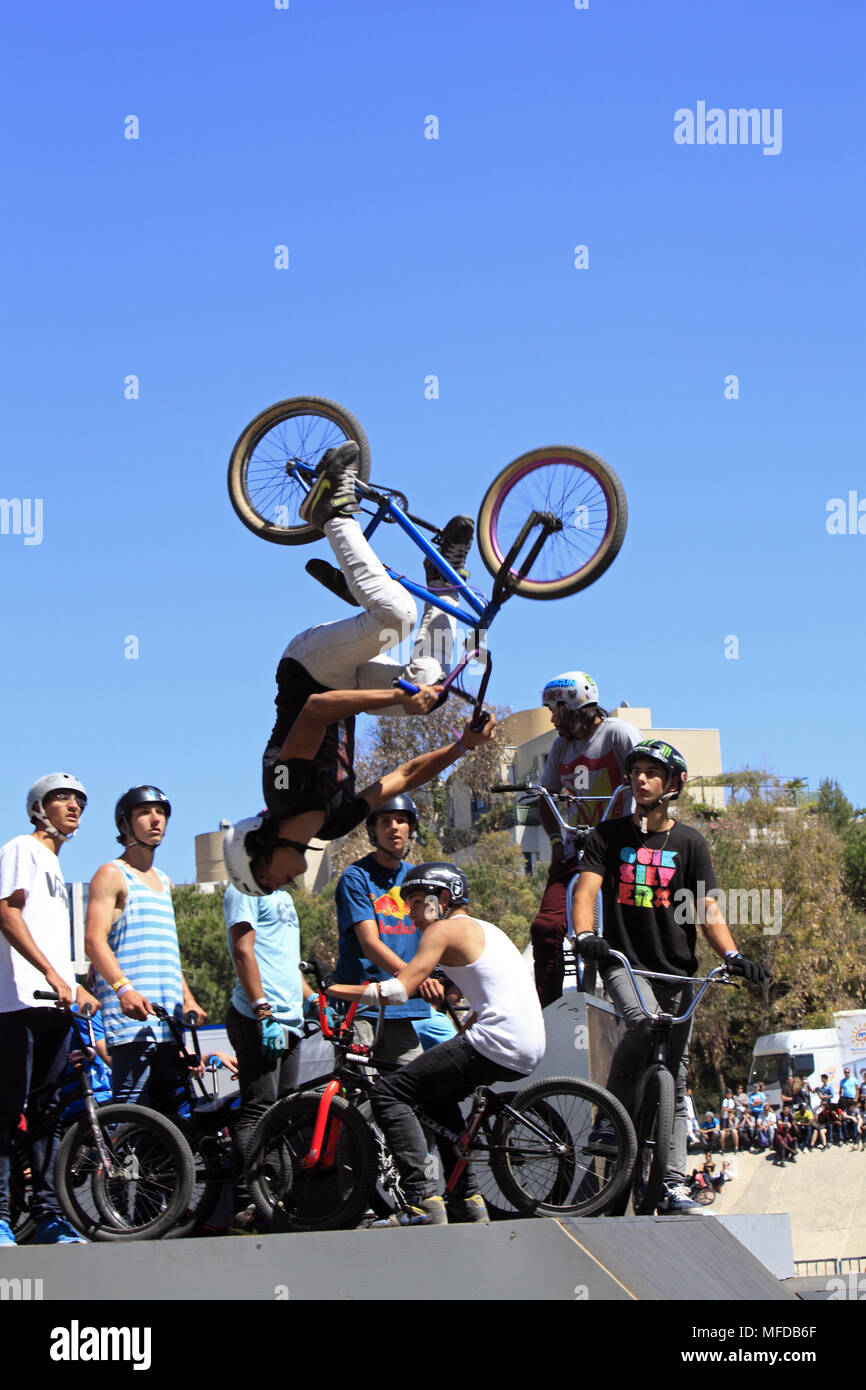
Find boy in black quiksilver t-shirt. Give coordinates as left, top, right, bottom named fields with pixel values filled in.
left=573, top=738, right=768, bottom=1215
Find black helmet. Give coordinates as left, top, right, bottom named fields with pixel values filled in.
left=366, top=794, right=419, bottom=846
left=401, top=862, right=469, bottom=908
left=624, top=740, right=688, bottom=797
left=115, top=785, right=172, bottom=843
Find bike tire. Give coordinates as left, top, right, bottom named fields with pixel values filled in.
left=54, top=1104, right=195, bottom=1242
left=227, top=396, right=372, bottom=545
left=491, top=1076, right=636, bottom=1218
left=164, top=1129, right=232, bottom=1239
left=476, top=446, right=627, bottom=599
left=631, top=1067, right=676, bottom=1216
left=693, top=1184, right=716, bottom=1206
left=246, top=1090, right=377, bottom=1232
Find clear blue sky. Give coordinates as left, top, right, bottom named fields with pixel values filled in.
left=2, top=1, right=864, bottom=885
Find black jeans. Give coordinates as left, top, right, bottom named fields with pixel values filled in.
left=226, top=1005, right=302, bottom=1190
left=0, top=1007, right=71, bottom=1224
left=371, top=1033, right=525, bottom=1203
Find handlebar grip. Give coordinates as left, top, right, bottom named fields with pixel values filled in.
left=33, top=990, right=59, bottom=1000
left=392, top=677, right=420, bottom=694
left=491, top=783, right=525, bottom=793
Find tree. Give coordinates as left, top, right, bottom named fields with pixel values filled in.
left=677, top=791, right=866, bottom=1100
left=813, top=778, right=855, bottom=835
left=460, top=832, right=543, bottom=950
left=173, top=885, right=237, bottom=1022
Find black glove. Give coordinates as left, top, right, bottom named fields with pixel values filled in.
left=574, top=933, right=611, bottom=965
left=724, top=952, right=770, bottom=984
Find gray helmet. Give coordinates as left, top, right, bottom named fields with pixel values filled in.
left=401, top=861, right=469, bottom=908
left=115, top=785, right=171, bottom=844
left=26, top=773, right=88, bottom=840
left=366, top=794, right=419, bottom=847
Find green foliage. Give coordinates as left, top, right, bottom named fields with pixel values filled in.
left=814, top=778, right=855, bottom=835
left=843, top=821, right=866, bottom=913
left=676, top=793, right=866, bottom=1097
left=172, top=884, right=236, bottom=1022
left=460, top=832, right=543, bottom=950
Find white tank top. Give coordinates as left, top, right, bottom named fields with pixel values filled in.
left=445, top=918, right=546, bottom=1074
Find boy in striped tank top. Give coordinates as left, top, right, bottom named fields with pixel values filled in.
left=85, top=786, right=206, bottom=1109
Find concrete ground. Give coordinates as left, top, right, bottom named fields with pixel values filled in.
left=691, top=1139, right=866, bottom=1262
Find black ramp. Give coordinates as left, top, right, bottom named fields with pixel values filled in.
left=559, top=1216, right=798, bottom=1302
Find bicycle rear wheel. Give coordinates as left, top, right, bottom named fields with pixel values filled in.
left=54, top=1104, right=195, bottom=1241
left=227, top=396, right=371, bottom=545
left=246, top=1090, right=377, bottom=1232
left=631, top=1067, right=676, bottom=1215
left=491, top=1077, right=636, bottom=1217
left=477, top=447, right=627, bottom=599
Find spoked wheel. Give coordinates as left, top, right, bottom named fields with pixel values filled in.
left=227, top=396, right=371, bottom=544
left=630, top=1067, right=676, bottom=1215
left=477, top=446, right=627, bottom=599
left=491, top=1077, right=636, bottom=1218
left=54, top=1105, right=195, bottom=1241
left=692, top=1183, right=716, bottom=1206
left=246, top=1091, right=377, bottom=1232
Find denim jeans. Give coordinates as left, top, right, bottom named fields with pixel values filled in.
left=371, top=1033, right=525, bottom=1203
left=0, top=1008, right=71, bottom=1223
left=602, top=963, right=693, bottom=1186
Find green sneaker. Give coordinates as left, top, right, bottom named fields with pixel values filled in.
left=447, top=1193, right=490, bottom=1225
left=298, top=442, right=360, bottom=529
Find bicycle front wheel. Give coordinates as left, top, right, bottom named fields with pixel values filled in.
left=54, top=1104, right=195, bottom=1242
left=477, top=446, right=627, bottom=599
left=491, top=1077, right=636, bottom=1218
left=227, top=396, right=372, bottom=545
left=631, top=1067, right=676, bottom=1215
left=246, top=1090, right=377, bottom=1232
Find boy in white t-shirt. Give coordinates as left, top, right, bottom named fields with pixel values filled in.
left=0, top=773, right=98, bottom=1245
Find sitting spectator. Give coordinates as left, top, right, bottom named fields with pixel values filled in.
left=699, top=1110, right=721, bottom=1152
left=827, top=1102, right=847, bottom=1146
left=773, top=1106, right=798, bottom=1165
left=813, top=1102, right=831, bottom=1149
left=719, top=1089, right=739, bottom=1151
left=684, top=1087, right=701, bottom=1151
left=791, top=1099, right=815, bottom=1152
left=845, top=1101, right=864, bottom=1147
left=757, top=1104, right=777, bottom=1150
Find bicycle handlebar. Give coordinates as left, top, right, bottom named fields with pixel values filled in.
left=603, top=949, right=734, bottom=1026
left=490, top=780, right=627, bottom=837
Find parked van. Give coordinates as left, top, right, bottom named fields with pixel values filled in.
left=749, top=1012, right=866, bottom=1108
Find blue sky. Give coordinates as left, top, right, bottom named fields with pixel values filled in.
left=1, top=1, right=864, bottom=884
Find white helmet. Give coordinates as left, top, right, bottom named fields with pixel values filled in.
left=223, top=816, right=267, bottom=897
left=541, top=671, right=599, bottom=713
left=26, top=773, right=88, bottom=840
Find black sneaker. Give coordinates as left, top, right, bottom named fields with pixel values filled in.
left=298, top=442, right=361, bottom=529
left=424, top=515, right=474, bottom=585
left=305, top=558, right=360, bottom=607
left=582, top=1125, right=618, bottom=1158
left=656, top=1182, right=714, bottom=1216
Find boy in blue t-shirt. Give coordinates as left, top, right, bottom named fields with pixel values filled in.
left=334, top=796, right=453, bottom=1064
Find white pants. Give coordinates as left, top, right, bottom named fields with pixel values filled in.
left=283, top=516, right=458, bottom=705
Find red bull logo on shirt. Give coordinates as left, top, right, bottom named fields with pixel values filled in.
left=373, top=886, right=414, bottom=935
